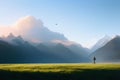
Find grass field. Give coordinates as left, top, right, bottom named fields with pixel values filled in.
left=0, top=63, right=120, bottom=80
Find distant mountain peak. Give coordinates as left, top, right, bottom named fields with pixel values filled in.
left=7, top=33, right=15, bottom=39
left=16, top=35, right=23, bottom=40
left=114, top=35, right=120, bottom=39
left=108, top=35, right=120, bottom=44
left=91, top=35, right=111, bottom=52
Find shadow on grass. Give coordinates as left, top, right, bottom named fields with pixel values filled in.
left=0, top=69, right=120, bottom=80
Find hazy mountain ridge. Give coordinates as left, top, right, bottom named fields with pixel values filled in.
left=0, top=33, right=90, bottom=63
left=2, top=33, right=120, bottom=63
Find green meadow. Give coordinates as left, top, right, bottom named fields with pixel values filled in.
left=0, top=64, right=120, bottom=80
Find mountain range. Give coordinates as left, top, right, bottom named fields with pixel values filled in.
left=1, top=33, right=120, bottom=63
left=0, top=33, right=90, bottom=63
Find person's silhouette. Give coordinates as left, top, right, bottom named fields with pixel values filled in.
left=93, top=56, right=96, bottom=64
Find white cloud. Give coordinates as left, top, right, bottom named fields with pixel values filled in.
left=0, top=16, right=67, bottom=42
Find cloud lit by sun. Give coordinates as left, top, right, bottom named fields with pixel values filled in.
left=0, top=16, right=67, bottom=43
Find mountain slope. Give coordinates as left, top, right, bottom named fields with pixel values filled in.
left=36, top=43, right=90, bottom=63
left=91, top=35, right=111, bottom=52
left=91, top=36, right=120, bottom=62
left=0, top=34, right=90, bottom=63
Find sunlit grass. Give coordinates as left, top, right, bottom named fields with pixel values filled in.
left=0, top=63, right=120, bottom=73
left=0, top=64, right=120, bottom=80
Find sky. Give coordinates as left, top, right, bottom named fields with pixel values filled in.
left=0, top=0, right=120, bottom=48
